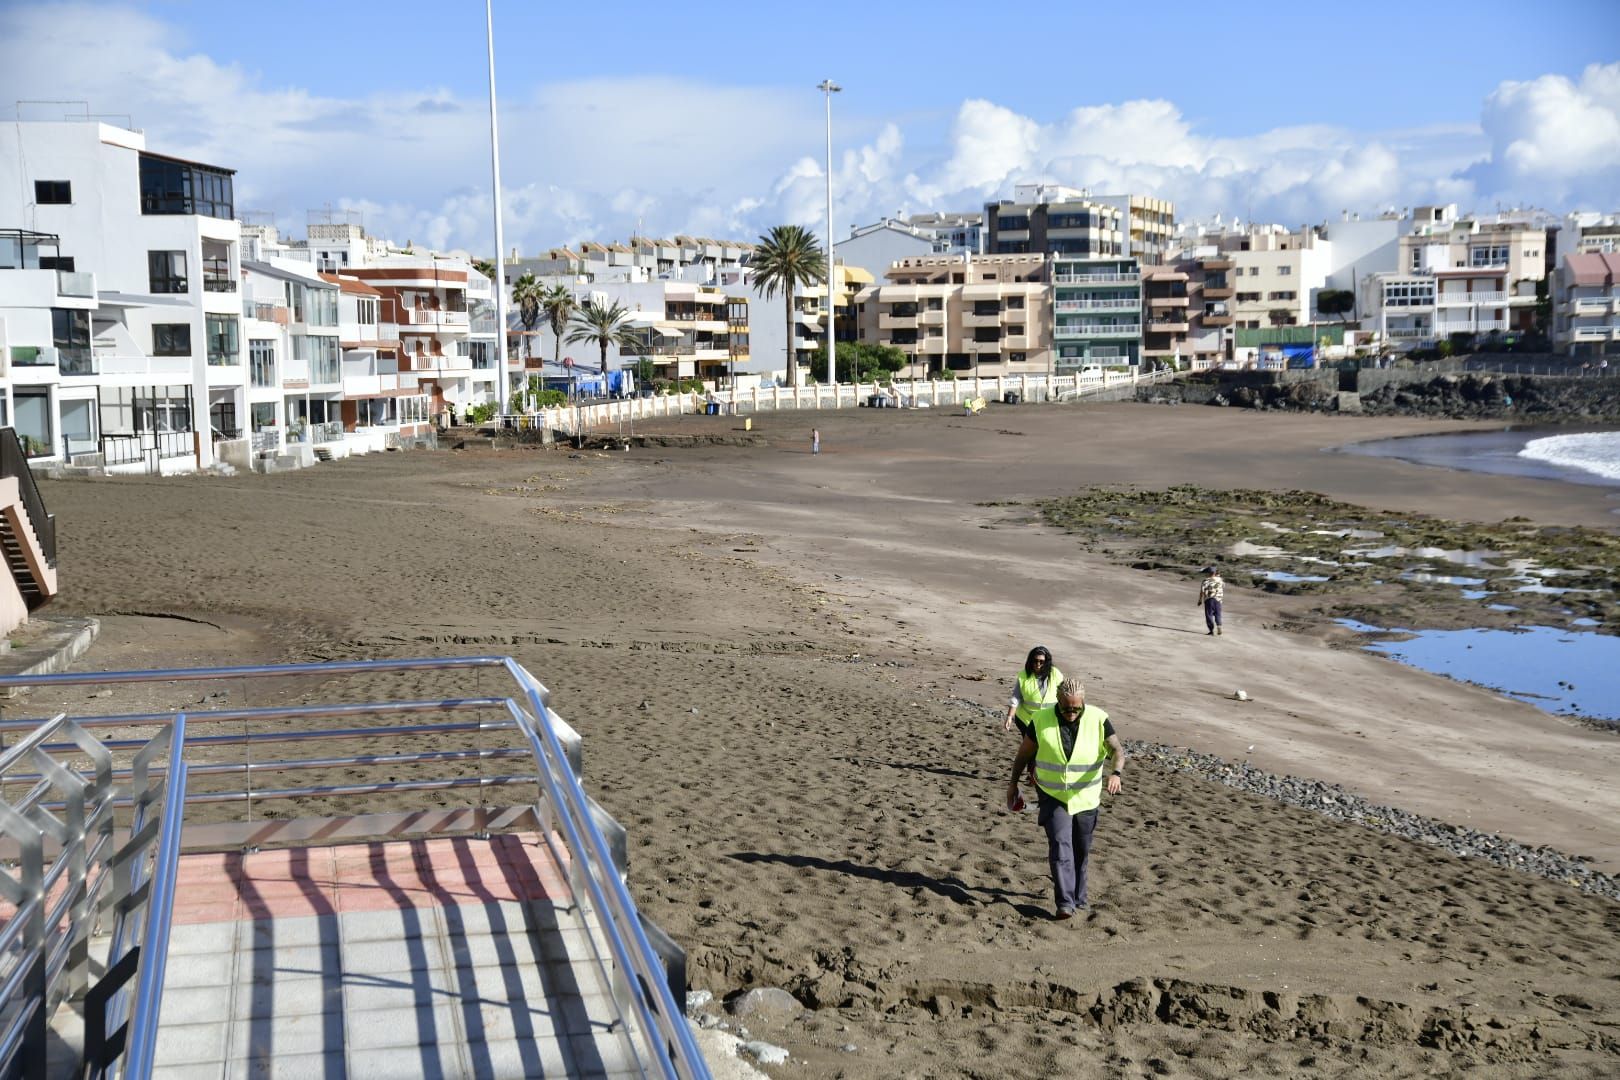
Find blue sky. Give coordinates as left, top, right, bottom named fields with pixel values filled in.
left=4, top=1, right=1618, bottom=254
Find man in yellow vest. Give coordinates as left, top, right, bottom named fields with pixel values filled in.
left=1005, top=678, right=1126, bottom=920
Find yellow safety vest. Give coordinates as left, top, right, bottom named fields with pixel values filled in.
left=1033, top=704, right=1109, bottom=813
left=1014, top=667, right=1064, bottom=726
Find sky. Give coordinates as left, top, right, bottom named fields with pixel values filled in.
left=2, top=1, right=1618, bottom=257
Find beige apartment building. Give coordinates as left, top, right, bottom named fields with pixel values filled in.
left=1141, top=253, right=1235, bottom=368
left=853, top=254, right=1052, bottom=379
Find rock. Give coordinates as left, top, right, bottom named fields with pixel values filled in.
left=741, top=1041, right=789, bottom=1065
left=727, top=987, right=804, bottom=1020
left=686, top=989, right=713, bottom=1013
left=1232, top=690, right=1249, bottom=701
left=840, top=1043, right=858, bottom=1053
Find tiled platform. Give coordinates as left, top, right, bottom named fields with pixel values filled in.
left=142, top=834, right=641, bottom=1079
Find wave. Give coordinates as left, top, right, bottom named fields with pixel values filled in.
left=1518, top=432, right=1620, bottom=482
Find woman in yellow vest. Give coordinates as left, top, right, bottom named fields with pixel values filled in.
left=1004, top=646, right=1062, bottom=787
left=1006, top=677, right=1127, bottom=919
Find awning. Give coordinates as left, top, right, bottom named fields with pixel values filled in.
left=651, top=324, right=685, bottom=339
left=97, top=291, right=194, bottom=308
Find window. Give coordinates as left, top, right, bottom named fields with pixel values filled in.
left=1236, top=292, right=1261, bottom=302
left=149, top=250, right=188, bottom=293
left=1277, top=266, right=1292, bottom=276
left=1006, top=296, right=1025, bottom=310
left=1268, top=291, right=1297, bottom=301
left=1008, top=352, right=1027, bottom=363
left=1048, top=213, right=1092, bottom=230
left=306, top=287, right=338, bottom=327
left=34, top=180, right=71, bottom=204
left=356, top=298, right=377, bottom=326
left=205, top=314, right=239, bottom=365
left=37, top=255, right=74, bottom=272
left=52, top=308, right=91, bottom=373
left=996, top=214, right=1030, bottom=232
left=925, top=297, right=943, bottom=311
left=153, top=323, right=192, bottom=356
left=249, top=339, right=276, bottom=387
left=138, top=154, right=234, bottom=218
left=1471, top=244, right=1510, bottom=267
left=1007, top=324, right=1025, bottom=336
left=287, top=282, right=306, bottom=323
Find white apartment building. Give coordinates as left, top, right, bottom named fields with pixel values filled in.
left=500, top=236, right=754, bottom=291
left=1555, top=252, right=1620, bottom=357
left=509, top=278, right=751, bottom=389
left=748, top=264, right=872, bottom=382
left=0, top=120, right=243, bottom=471
left=1365, top=204, right=1554, bottom=350
left=1555, top=211, right=1620, bottom=264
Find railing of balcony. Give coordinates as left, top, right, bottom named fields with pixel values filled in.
left=58, top=347, right=95, bottom=376
left=202, top=257, right=235, bottom=293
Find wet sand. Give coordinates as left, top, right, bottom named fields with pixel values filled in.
left=33, top=402, right=1620, bottom=1077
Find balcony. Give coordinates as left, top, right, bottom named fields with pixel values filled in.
left=1387, top=328, right=1433, bottom=341
left=917, top=338, right=946, bottom=354
left=57, top=346, right=96, bottom=376
left=1572, top=326, right=1616, bottom=340
left=962, top=311, right=1001, bottom=328
left=1202, top=280, right=1235, bottom=299
left=1055, top=298, right=1138, bottom=313
left=1054, top=271, right=1139, bottom=285
left=402, top=307, right=470, bottom=328
left=244, top=300, right=289, bottom=325
left=917, top=308, right=946, bottom=325
left=1435, top=319, right=1508, bottom=335
left=1201, top=258, right=1234, bottom=272
left=1148, top=293, right=1190, bottom=307
left=1437, top=290, right=1506, bottom=306
left=1571, top=297, right=1615, bottom=315
left=1148, top=316, right=1189, bottom=332
left=879, top=312, right=918, bottom=330
left=1054, top=323, right=1141, bottom=339
left=55, top=270, right=96, bottom=298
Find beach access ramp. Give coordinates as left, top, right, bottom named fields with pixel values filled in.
left=0, top=657, right=709, bottom=1079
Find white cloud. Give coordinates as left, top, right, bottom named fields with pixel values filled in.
left=3, top=4, right=1616, bottom=258
left=1464, top=62, right=1620, bottom=205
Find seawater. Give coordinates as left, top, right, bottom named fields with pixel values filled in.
left=1519, top=431, right=1620, bottom=483
left=1339, top=621, right=1620, bottom=723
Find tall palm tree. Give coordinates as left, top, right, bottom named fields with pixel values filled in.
left=566, top=300, right=642, bottom=395
left=540, top=284, right=578, bottom=394
left=752, top=224, right=826, bottom=388
left=472, top=258, right=497, bottom=280
left=510, top=272, right=546, bottom=366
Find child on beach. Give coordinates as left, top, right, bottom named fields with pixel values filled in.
left=1198, top=566, right=1224, bottom=635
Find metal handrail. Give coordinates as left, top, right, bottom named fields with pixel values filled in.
left=0, top=426, right=57, bottom=567
left=0, top=656, right=709, bottom=1080
left=499, top=660, right=707, bottom=1076
left=121, top=715, right=187, bottom=1079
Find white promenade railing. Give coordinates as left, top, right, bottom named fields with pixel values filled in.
left=509, top=369, right=1176, bottom=435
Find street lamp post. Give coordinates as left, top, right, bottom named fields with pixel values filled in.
left=485, top=0, right=509, bottom=419
left=818, top=79, right=840, bottom=394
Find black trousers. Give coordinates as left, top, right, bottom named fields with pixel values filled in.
left=1037, top=791, right=1098, bottom=913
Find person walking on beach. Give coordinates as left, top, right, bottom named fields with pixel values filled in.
left=1004, top=646, right=1063, bottom=786
left=1006, top=678, right=1125, bottom=920
left=1198, top=565, right=1224, bottom=636
left=811, top=428, right=821, bottom=455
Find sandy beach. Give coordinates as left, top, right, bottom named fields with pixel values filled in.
left=33, top=402, right=1620, bottom=1077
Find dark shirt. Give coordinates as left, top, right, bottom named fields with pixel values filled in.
left=1057, top=710, right=1116, bottom=760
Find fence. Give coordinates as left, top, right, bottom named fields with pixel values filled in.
left=511, top=369, right=1174, bottom=435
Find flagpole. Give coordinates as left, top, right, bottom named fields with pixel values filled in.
left=486, top=0, right=510, bottom=418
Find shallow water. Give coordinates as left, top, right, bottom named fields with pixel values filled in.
left=1342, top=622, right=1620, bottom=722
left=1340, top=426, right=1620, bottom=491
left=1252, top=569, right=1331, bottom=583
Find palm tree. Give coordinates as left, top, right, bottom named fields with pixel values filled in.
left=752, top=224, right=826, bottom=388
left=540, top=284, right=578, bottom=395
left=510, top=272, right=546, bottom=366
left=472, top=258, right=497, bottom=280
left=566, top=300, right=642, bottom=396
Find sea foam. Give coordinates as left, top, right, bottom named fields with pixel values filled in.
left=1518, top=431, right=1620, bottom=482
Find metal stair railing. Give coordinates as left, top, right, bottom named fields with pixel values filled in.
left=0, top=656, right=709, bottom=1080
left=0, top=427, right=56, bottom=570
left=0, top=713, right=184, bottom=1080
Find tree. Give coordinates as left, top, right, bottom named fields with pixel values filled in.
left=751, top=225, right=827, bottom=389
left=540, top=284, right=578, bottom=393
left=810, top=341, right=907, bottom=384
left=510, top=273, right=546, bottom=365
left=472, top=258, right=497, bottom=280
left=566, top=300, right=642, bottom=393
left=1316, top=289, right=1355, bottom=323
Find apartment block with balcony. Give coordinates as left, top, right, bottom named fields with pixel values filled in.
left=853, top=254, right=1051, bottom=378
left=0, top=119, right=244, bottom=471
left=1051, top=256, right=1141, bottom=370
left=984, top=185, right=1174, bottom=264
left=1555, top=252, right=1620, bottom=357
left=1140, top=252, right=1233, bottom=368
left=1368, top=204, right=1553, bottom=350
left=343, top=259, right=484, bottom=414
left=328, top=275, right=432, bottom=446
